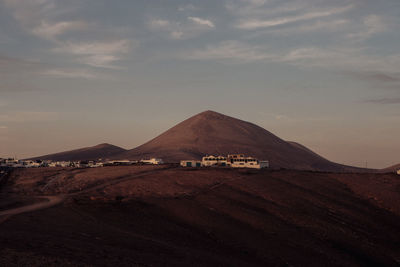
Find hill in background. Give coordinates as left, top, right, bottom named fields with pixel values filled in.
left=382, top=163, right=400, bottom=173
left=30, top=143, right=126, bottom=161
left=118, top=111, right=367, bottom=172
left=31, top=110, right=371, bottom=172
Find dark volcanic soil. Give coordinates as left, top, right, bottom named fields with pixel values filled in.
left=0, top=166, right=399, bottom=266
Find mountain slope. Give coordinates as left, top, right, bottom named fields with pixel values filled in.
left=119, top=110, right=366, bottom=171
left=382, top=163, right=400, bottom=172
left=30, top=143, right=127, bottom=161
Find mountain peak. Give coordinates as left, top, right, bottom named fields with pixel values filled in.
left=195, top=110, right=227, bottom=119
left=31, top=111, right=368, bottom=172
left=94, top=143, right=114, bottom=148
left=118, top=110, right=364, bottom=171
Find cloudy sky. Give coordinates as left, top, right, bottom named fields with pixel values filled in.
left=1, top=0, right=399, bottom=168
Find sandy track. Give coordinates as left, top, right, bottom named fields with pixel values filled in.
left=0, top=166, right=176, bottom=220
left=0, top=195, right=64, bottom=217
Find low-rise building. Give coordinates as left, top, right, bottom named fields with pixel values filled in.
left=180, top=160, right=202, bottom=167
left=48, top=162, right=57, bottom=167
left=227, top=154, right=269, bottom=169
left=22, top=160, right=41, bottom=168
left=201, top=155, right=228, bottom=166
left=90, top=162, right=103, bottom=168
left=55, top=161, right=72, bottom=168
left=140, top=158, right=163, bottom=165
left=183, top=154, right=269, bottom=169
left=104, top=160, right=136, bottom=166
left=0, top=158, right=20, bottom=167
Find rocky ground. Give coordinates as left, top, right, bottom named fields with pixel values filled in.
left=0, top=165, right=399, bottom=266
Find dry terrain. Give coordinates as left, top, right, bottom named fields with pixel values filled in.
left=0, top=165, right=399, bottom=266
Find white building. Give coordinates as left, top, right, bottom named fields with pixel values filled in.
left=227, top=154, right=269, bottom=169
left=201, top=155, right=228, bottom=167
left=140, top=158, right=163, bottom=165
left=90, top=162, right=103, bottom=168
left=0, top=158, right=20, bottom=167
left=104, top=160, right=136, bottom=166
left=55, top=161, right=72, bottom=168
left=48, top=162, right=57, bottom=167
left=196, top=154, right=269, bottom=169
left=22, top=160, right=41, bottom=168
left=180, top=160, right=202, bottom=167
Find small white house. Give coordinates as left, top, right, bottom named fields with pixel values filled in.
left=180, top=160, right=202, bottom=167
left=18, top=160, right=39, bottom=168
left=104, top=160, right=135, bottom=166
left=48, top=162, right=57, bottom=167
left=201, top=155, right=228, bottom=167
left=227, top=154, right=269, bottom=169
left=56, top=161, right=72, bottom=168
left=141, top=158, right=163, bottom=165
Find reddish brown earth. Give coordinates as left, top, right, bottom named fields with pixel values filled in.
left=0, top=166, right=399, bottom=266
left=29, top=143, right=127, bottom=161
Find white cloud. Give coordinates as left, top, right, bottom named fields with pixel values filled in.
left=278, top=46, right=400, bottom=75
left=237, top=5, right=353, bottom=29
left=2, top=0, right=62, bottom=39
left=347, top=15, right=386, bottom=41
left=148, top=17, right=215, bottom=40
left=53, top=40, right=131, bottom=68
left=2, top=0, right=131, bottom=69
left=228, top=0, right=313, bottom=19
left=281, top=47, right=338, bottom=62
left=185, top=41, right=274, bottom=62
left=3, top=0, right=55, bottom=25
left=260, top=19, right=350, bottom=36
left=188, top=17, right=215, bottom=28
left=41, top=69, right=97, bottom=79
left=185, top=40, right=400, bottom=76
left=54, top=40, right=130, bottom=55
left=32, top=20, right=88, bottom=40
left=149, top=19, right=170, bottom=28
left=80, top=55, right=121, bottom=69
left=3, top=0, right=87, bottom=41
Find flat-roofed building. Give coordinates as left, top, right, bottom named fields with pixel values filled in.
left=140, top=158, right=163, bottom=165
left=104, top=160, right=137, bottom=166
left=180, top=160, right=202, bottom=167
left=201, top=155, right=228, bottom=167
left=227, top=154, right=269, bottom=169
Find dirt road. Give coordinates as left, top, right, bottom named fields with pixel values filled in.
left=0, top=195, right=64, bottom=217
left=0, top=166, right=175, bottom=219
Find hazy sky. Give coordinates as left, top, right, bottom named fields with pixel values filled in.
left=1, top=0, right=399, bottom=168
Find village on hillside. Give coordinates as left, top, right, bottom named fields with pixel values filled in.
left=1, top=154, right=270, bottom=170
left=2, top=154, right=400, bottom=173
left=181, top=154, right=269, bottom=169
left=0, top=158, right=163, bottom=168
